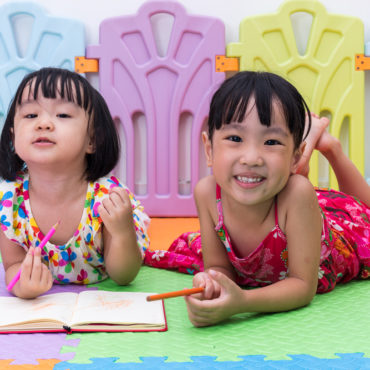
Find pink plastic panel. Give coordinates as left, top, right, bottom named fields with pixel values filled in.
left=87, top=1, right=225, bottom=216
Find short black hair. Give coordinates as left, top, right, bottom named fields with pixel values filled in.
left=0, top=67, right=120, bottom=181
left=207, top=71, right=311, bottom=149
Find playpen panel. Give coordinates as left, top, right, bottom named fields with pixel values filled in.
left=0, top=2, right=84, bottom=128
left=227, top=0, right=364, bottom=189
left=87, top=1, right=225, bottom=216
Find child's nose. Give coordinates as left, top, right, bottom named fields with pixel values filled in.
left=239, top=146, right=263, bottom=166
left=37, top=116, right=53, bottom=130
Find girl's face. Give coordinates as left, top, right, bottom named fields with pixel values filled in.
left=12, top=82, right=94, bottom=172
left=203, top=97, right=303, bottom=207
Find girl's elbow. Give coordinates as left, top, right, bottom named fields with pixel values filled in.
left=108, top=261, right=142, bottom=286
left=301, top=292, right=315, bottom=308
left=291, top=276, right=317, bottom=308
left=110, top=272, right=136, bottom=286
left=300, top=283, right=317, bottom=307
left=112, top=276, right=134, bottom=286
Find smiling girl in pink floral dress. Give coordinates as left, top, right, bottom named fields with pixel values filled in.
left=145, top=71, right=370, bottom=327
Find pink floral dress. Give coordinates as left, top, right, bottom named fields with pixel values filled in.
left=145, top=184, right=370, bottom=293
left=0, top=172, right=150, bottom=285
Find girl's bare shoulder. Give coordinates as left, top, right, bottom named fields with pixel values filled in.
left=194, top=176, right=218, bottom=221
left=194, top=175, right=216, bottom=200
left=280, top=174, right=316, bottom=201
left=278, top=175, right=319, bottom=229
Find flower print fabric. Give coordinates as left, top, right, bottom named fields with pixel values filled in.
left=145, top=184, right=370, bottom=294
left=213, top=185, right=370, bottom=293
left=0, top=172, right=150, bottom=285
left=144, top=231, right=203, bottom=274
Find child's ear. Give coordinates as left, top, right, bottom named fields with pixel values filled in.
left=291, top=141, right=306, bottom=174
left=86, top=137, right=95, bottom=154
left=202, top=131, right=213, bottom=167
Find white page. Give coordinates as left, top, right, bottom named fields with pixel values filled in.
left=0, top=292, right=77, bottom=327
left=70, top=291, right=165, bottom=326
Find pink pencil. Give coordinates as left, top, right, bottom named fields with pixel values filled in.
left=7, top=221, right=60, bottom=291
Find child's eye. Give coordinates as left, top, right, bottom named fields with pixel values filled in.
left=57, top=113, right=71, bottom=118
left=265, top=139, right=281, bottom=145
left=227, top=135, right=242, bottom=143
left=25, top=114, right=37, bottom=119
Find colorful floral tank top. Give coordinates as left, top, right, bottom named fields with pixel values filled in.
left=215, top=184, right=370, bottom=293
left=0, top=172, right=150, bottom=285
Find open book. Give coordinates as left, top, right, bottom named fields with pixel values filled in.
left=0, top=290, right=167, bottom=333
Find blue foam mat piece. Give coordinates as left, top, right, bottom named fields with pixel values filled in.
left=54, top=353, right=370, bottom=369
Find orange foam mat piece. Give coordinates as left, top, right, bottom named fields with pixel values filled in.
left=0, top=359, right=61, bottom=369
left=147, top=218, right=200, bottom=251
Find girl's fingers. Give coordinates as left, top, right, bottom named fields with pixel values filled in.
left=112, top=187, right=134, bottom=209
left=41, top=264, right=53, bottom=289
left=30, top=248, right=43, bottom=282
left=186, top=297, right=220, bottom=326
left=99, top=197, right=115, bottom=217
left=100, top=191, right=126, bottom=211
left=108, top=192, right=121, bottom=208
left=186, top=294, right=218, bottom=312
left=203, top=278, right=216, bottom=299
left=201, top=273, right=222, bottom=299
left=21, top=248, right=35, bottom=278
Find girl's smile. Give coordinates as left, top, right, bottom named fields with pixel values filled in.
left=203, top=98, right=302, bottom=207
left=234, top=174, right=265, bottom=188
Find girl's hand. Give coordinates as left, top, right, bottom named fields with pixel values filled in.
left=98, top=187, right=134, bottom=237
left=185, top=270, right=246, bottom=327
left=192, top=271, right=221, bottom=300
left=17, top=247, right=53, bottom=299
left=101, top=187, right=142, bottom=285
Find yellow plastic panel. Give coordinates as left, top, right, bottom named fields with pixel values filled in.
left=227, top=0, right=364, bottom=189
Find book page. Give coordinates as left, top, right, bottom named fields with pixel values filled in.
left=70, top=291, right=165, bottom=327
left=0, top=292, right=78, bottom=327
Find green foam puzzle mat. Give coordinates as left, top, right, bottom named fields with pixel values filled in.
left=60, top=266, right=370, bottom=364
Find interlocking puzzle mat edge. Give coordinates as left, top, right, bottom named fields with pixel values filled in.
left=1, top=255, right=369, bottom=368
left=54, top=267, right=370, bottom=366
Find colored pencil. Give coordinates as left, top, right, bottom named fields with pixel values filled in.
left=146, top=287, right=204, bottom=301
left=7, top=221, right=60, bottom=291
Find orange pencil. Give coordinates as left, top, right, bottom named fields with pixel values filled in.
left=146, top=287, right=204, bottom=301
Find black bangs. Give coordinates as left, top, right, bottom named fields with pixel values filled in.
left=216, top=72, right=255, bottom=127
left=15, top=68, right=93, bottom=115
left=0, top=67, right=120, bottom=181
left=207, top=71, right=310, bottom=149
left=221, top=72, right=273, bottom=127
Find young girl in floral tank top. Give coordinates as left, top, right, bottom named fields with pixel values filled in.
left=0, top=68, right=149, bottom=299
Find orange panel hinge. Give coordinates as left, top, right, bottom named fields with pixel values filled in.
left=215, top=55, right=239, bottom=72
left=75, top=56, right=99, bottom=73
left=355, top=54, right=370, bottom=71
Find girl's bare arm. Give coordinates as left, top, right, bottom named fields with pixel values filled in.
left=186, top=175, right=322, bottom=326
left=101, top=187, right=143, bottom=285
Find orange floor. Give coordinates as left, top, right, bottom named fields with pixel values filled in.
left=147, top=218, right=200, bottom=251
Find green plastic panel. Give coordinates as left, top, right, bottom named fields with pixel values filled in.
left=227, top=0, right=364, bottom=189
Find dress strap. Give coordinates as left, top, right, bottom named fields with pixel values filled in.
left=215, top=183, right=224, bottom=230
left=274, top=196, right=279, bottom=226
left=216, top=183, right=222, bottom=200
